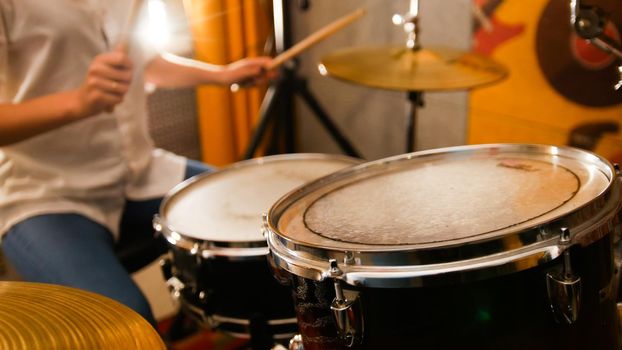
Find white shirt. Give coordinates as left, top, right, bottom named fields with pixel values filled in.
left=0, top=0, right=187, bottom=238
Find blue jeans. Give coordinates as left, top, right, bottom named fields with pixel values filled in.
left=2, top=159, right=212, bottom=328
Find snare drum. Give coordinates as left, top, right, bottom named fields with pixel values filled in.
left=266, top=144, right=622, bottom=349
left=154, top=153, right=360, bottom=339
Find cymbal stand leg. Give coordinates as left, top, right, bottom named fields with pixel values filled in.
left=295, top=79, right=362, bottom=158
left=406, top=91, right=424, bottom=153
left=243, top=0, right=361, bottom=160
left=243, top=83, right=282, bottom=159
left=276, top=67, right=297, bottom=154
left=243, top=66, right=361, bottom=159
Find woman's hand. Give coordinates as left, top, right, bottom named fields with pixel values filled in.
left=0, top=51, right=134, bottom=146
left=70, top=51, right=134, bottom=119
left=222, top=56, right=276, bottom=86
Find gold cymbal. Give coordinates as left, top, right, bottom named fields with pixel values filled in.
left=319, top=45, right=509, bottom=91
left=0, top=281, right=166, bottom=350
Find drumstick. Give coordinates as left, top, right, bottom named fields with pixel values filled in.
left=116, top=0, right=144, bottom=53
left=231, top=8, right=366, bottom=91
left=267, top=8, right=366, bottom=70
left=106, top=0, right=142, bottom=112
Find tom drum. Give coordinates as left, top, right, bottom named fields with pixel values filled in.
left=154, top=153, right=360, bottom=340
left=266, top=144, right=622, bottom=349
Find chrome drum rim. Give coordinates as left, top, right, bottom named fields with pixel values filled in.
left=266, top=144, right=622, bottom=287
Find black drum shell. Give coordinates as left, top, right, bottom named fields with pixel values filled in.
left=167, top=244, right=297, bottom=336
left=282, top=234, right=620, bottom=350
left=156, top=153, right=363, bottom=338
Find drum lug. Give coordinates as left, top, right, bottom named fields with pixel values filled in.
left=546, top=227, right=582, bottom=324
left=261, top=213, right=269, bottom=239
left=166, top=275, right=186, bottom=300
left=328, top=259, right=363, bottom=347
left=288, top=334, right=304, bottom=350
left=152, top=214, right=163, bottom=233
left=190, top=243, right=200, bottom=256
left=160, top=254, right=184, bottom=299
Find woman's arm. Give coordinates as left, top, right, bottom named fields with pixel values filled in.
left=0, top=51, right=133, bottom=147
left=144, top=52, right=274, bottom=88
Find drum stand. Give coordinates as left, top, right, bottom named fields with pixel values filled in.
left=242, top=0, right=361, bottom=159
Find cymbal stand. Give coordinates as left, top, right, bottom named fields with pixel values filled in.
left=395, top=0, right=424, bottom=152
left=406, top=91, right=424, bottom=152
left=243, top=0, right=362, bottom=159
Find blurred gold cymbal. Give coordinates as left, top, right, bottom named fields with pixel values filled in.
left=0, top=281, right=166, bottom=350
left=319, top=45, right=508, bottom=91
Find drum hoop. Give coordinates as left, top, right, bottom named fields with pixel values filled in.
left=211, top=314, right=299, bottom=326
left=155, top=153, right=361, bottom=258
left=266, top=144, right=622, bottom=287
left=154, top=214, right=270, bottom=258
left=211, top=314, right=298, bottom=339
left=180, top=301, right=297, bottom=338
left=221, top=331, right=298, bottom=340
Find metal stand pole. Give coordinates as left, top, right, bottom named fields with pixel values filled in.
left=406, top=91, right=423, bottom=153
left=242, top=0, right=361, bottom=159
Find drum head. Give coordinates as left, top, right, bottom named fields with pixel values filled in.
left=304, top=156, right=585, bottom=246
left=272, top=145, right=614, bottom=250
left=161, top=154, right=360, bottom=243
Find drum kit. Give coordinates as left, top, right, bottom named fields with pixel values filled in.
left=152, top=2, right=622, bottom=350
left=6, top=146, right=622, bottom=350
left=157, top=145, right=622, bottom=350
left=8, top=2, right=621, bottom=350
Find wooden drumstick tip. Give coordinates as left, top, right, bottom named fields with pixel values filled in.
left=116, top=0, right=144, bottom=53
left=353, top=8, right=367, bottom=18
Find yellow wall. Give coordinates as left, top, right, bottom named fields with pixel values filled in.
left=469, top=0, right=622, bottom=162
